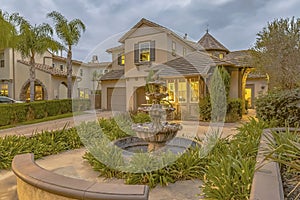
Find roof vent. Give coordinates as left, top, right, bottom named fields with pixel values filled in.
left=183, top=33, right=188, bottom=39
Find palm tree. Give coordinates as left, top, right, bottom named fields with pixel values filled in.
left=16, top=20, right=61, bottom=102
left=47, top=11, right=86, bottom=99
left=0, top=10, right=22, bottom=48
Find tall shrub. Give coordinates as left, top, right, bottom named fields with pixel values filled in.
left=255, top=88, right=300, bottom=127
left=209, top=66, right=231, bottom=122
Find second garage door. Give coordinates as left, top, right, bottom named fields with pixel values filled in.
left=107, top=87, right=126, bottom=111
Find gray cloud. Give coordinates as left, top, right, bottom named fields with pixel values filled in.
left=2, top=0, right=300, bottom=61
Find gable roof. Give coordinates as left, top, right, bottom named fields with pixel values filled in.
left=154, top=51, right=234, bottom=78
left=118, top=18, right=197, bottom=50
left=198, top=31, right=229, bottom=53
left=100, top=69, right=124, bottom=81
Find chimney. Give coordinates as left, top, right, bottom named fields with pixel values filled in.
left=183, top=33, right=188, bottom=39
left=92, top=55, right=99, bottom=63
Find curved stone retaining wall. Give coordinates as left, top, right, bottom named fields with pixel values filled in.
left=12, top=153, right=149, bottom=200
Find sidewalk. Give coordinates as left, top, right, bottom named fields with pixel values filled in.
left=0, top=110, right=112, bottom=137
left=0, top=109, right=256, bottom=200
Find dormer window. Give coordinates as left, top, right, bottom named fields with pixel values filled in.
left=134, top=41, right=155, bottom=64
left=60, top=65, right=64, bottom=71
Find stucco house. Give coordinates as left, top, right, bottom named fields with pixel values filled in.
left=0, top=48, right=110, bottom=102
left=100, top=18, right=257, bottom=118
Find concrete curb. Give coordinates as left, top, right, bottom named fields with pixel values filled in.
left=250, top=128, right=298, bottom=200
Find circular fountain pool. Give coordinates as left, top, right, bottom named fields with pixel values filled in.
left=113, top=136, right=199, bottom=155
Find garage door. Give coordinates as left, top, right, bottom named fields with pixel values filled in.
left=107, top=87, right=126, bottom=111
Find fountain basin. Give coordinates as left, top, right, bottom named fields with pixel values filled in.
left=113, top=136, right=198, bottom=154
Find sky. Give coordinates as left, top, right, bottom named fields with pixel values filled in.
left=2, top=0, right=300, bottom=62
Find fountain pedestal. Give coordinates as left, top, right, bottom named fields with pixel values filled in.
left=132, top=80, right=182, bottom=152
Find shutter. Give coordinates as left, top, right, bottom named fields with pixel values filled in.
left=117, top=54, right=121, bottom=65
left=150, top=40, right=155, bottom=61
left=134, top=43, right=139, bottom=63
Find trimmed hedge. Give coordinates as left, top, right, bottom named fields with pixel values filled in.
left=255, top=88, right=300, bottom=127
left=0, top=99, right=90, bottom=127
left=199, top=97, right=242, bottom=122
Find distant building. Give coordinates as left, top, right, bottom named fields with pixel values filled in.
left=0, top=48, right=110, bottom=102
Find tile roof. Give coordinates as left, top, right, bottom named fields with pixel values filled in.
left=198, top=32, right=229, bottom=53
left=153, top=51, right=234, bottom=78
left=100, top=69, right=125, bottom=81
left=18, top=60, right=76, bottom=77
left=225, top=50, right=252, bottom=67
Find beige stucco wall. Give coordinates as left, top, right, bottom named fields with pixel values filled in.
left=166, top=35, right=195, bottom=60
left=14, top=62, right=53, bottom=100
left=229, top=70, right=240, bottom=98
left=124, top=31, right=168, bottom=75
left=246, top=78, right=268, bottom=97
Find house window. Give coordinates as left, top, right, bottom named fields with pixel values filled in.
left=0, top=52, right=4, bottom=68
left=118, top=53, right=125, bottom=66
left=60, top=65, right=64, bottom=71
left=80, top=69, right=83, bottom=76
left=139, top=42, right=150, bottom=62
left=178, top=79, right=187, bottom=103
left=134, top=41, right=155, bottom=63
left=219, top=53, right=224, bottom=59
left=166, top=80, right=175, bottom=102
left=172, top=41, right=176, bottom=56
left=0, top=84, right=8, bottom=96
left=26, top=84, right=44, bottom=101
left=52, top=63, right=55, bottom=68
left=78, top=89, right=85, bottom=99
left=183, top=47, right=186, bottom=56
left=189, top=78, right=199, bottom=102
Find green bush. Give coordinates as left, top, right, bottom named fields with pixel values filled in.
left=46, top=100, right=62, bottom=116
left=255, top=88, right=300, bottom=127
left=0, top=127, right=82, bottom=169
left=0, top=99, right=90, bottom=127
left=226, top=98, right=243, bottom=122
left=131, top=112, right=151, bottom=123
left=199, top=96, right=211, bottom=122
left=60, top=99, right=72, bottom=114
left=199, top=97, right=242, bottom=122
left=13, top=103, right=30, bottom=123
left=29, top=101, right=47, bottom=119
left=0, top=104, right=13, bottom=126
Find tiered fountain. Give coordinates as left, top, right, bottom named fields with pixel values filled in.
left=113, top=74, right=198, bottom=154
left=131, top=79, right=182, bottom=151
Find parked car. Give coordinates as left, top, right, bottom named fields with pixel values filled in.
left=0, top=96, right=24, bottom=103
